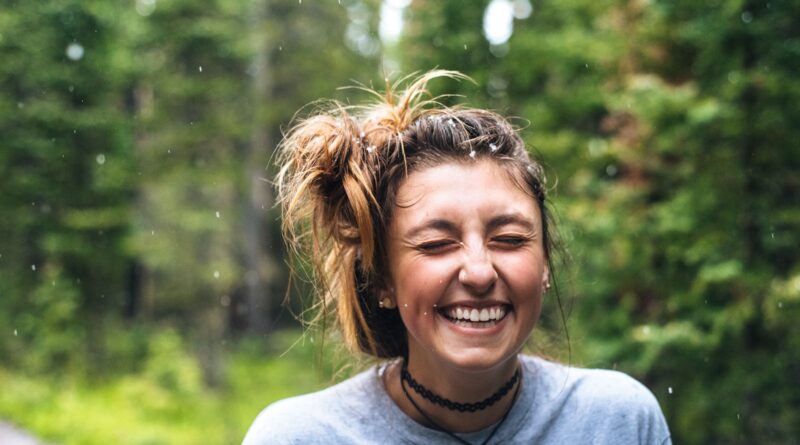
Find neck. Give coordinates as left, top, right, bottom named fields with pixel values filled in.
left=384, top=356, right=521, bottom=433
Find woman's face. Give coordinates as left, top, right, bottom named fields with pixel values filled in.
left=386, top=160, right=549, bottom=373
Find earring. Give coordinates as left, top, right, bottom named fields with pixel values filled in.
left=544, top=282, right=552, bottom=294
left=379, top=297, right=396, bottom=309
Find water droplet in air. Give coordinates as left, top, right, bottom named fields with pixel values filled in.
left=66, top=43, right=84, bottom=61
left=469, top=150, right=476, bottom=158
left=741, top=11, right=753, bottom=23
left=14, top=329, right=18, bottom=336
left=464, top=44, right=468, bottom=50
left=135, top=0, right=156, bottom=16
left=31, top=264, right=36, bottom=271
left=216, top=211, right=220, bottom=218
left=213, top=271, right=220, bottom=279
left=96, top=154, right=106, bottom=165
left=778, top=302, right=783, bottom=308
left=668, top=387, right=673, bottom=394
left=198, top=65, right=203, bottom=72
left=490, top=143, right=498, bottom=152
left=367, top=145, right=376, bottom=153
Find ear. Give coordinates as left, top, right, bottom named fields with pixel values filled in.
left=377, top=284, right=397, bottom=309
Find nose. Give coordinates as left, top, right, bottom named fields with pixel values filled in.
left=458, top=242, right=498, bottom=295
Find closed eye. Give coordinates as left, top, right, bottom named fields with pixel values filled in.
left=491, top=236, right=529, bottom=248
left=417, top=240, right=457, bottom=253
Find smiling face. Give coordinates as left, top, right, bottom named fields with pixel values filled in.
left=385, top=160, right=549, bottom=374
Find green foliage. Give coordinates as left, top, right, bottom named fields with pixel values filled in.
left=0, top=0, right=381, bottom=368
left=0, top=330, right=332, bottom=445
left=0, top=0, right=136, bottom=371
left=16, top=265, right=86, bottom=372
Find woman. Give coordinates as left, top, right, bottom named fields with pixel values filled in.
left=243, top=71, right=671, bottom=445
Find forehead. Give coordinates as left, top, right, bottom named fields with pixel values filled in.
left=392, top=161, right=539, bottom=229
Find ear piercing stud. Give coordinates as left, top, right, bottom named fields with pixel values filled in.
left=379, top=297, right=396, bottom=309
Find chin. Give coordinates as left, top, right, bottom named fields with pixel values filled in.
left=438, top=348, right=521, bottom=374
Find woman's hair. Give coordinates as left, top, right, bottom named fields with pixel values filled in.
left=277, top=70, right=555, bottom=359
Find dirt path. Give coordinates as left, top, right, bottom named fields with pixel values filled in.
left=0, top=420, right=46, bottom=445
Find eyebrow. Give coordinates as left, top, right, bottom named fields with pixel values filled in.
left=404, top=213, right=536, bottom=239
left=404, top=218, right=458, bottom=239
left=486, top=213, right=536, bottom=232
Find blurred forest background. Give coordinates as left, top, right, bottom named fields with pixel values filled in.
left=1, top=0, right=798, bottom=444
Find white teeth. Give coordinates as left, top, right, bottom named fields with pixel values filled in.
left=445, top=305, right=508, bottom=322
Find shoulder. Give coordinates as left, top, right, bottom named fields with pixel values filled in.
left=524, top=355, right=661, bottom=411
left=241, top=367, right=379, bottom=445
left=520, top=356, right=671, bottom=444
left=573, top=365, right=662, bottom=412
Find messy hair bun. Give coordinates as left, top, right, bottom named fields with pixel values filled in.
left=277, top=70, right=552, bottom=358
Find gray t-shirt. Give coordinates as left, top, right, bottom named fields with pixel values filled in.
left=243, top=355, right=671, bottom=444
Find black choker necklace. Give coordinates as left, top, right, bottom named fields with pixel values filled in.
left=399, top=361, right=522, bottom=445
left=400, top=362, right=520, bottom=412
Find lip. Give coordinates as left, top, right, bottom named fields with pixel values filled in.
left=436, top=306, right=513, bottom=336
left=437, top=300, right=512, bottom=310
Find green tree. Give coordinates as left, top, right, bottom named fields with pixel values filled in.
left=128, top=0, right=382, bottom=382
left=400, top=0, right=800, bottom=442
left=0, top=0, right=137, bottom=373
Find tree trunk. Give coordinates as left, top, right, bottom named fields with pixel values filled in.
left=242, top=0, right=277, bottom=334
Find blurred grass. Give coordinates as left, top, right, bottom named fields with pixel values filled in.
left=0, top=329, right=338, bottom=445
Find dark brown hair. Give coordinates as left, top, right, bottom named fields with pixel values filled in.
left=277, top=71, right=554, bottom=358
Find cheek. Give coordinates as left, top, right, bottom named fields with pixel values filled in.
left=499, top=251, right=546, bottom=296
left=394, top=257, right=455, bottom=304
